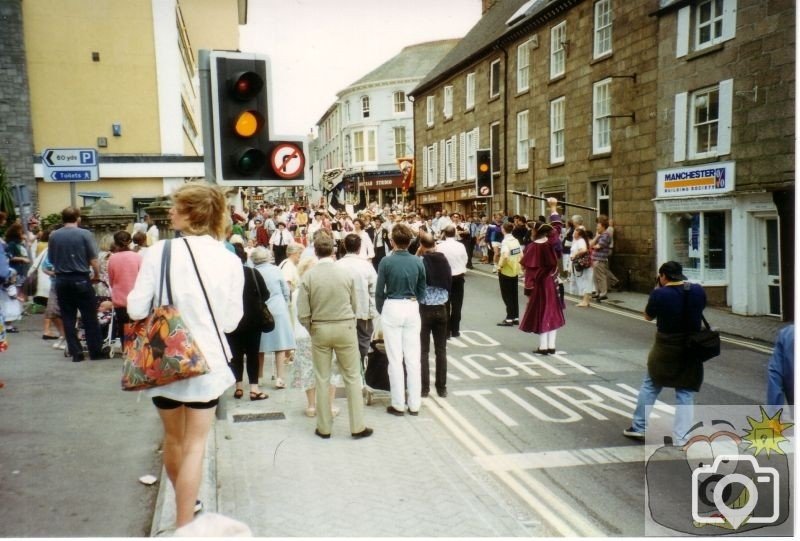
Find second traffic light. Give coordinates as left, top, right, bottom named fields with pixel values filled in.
left=475, top=149, right=492, bottom=197
left=209, top=51, right=305, bottom=185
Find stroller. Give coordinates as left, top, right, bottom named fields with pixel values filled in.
left=363, top=339, right=390, bottom=405
left=63, top=283, right=116, bottom=359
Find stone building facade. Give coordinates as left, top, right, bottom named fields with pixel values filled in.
left=652, top=0, right=795, bottom=318
left=411, top=0, right=794, bottom=318
left=0, top=0, right=36, bottom=205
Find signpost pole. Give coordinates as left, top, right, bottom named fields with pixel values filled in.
left=70, top=182, right=76, bottom=208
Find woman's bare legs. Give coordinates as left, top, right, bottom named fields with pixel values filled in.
left=157, top=405, right=216, bottom=528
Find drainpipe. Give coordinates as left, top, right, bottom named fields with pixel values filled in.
left=500, top=43, right=509, bottom=215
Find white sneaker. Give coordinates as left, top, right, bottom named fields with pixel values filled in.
left=52, top=338, right=65, bottom=350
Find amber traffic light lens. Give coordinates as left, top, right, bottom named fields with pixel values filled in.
left=479, top=163, right=490, bottom=172
left=234, top=110, right=265, bottom=138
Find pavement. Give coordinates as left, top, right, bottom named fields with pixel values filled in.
left=149, top=260, right=788, bottom=536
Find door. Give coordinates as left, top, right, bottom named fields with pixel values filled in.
left=762, top=217, right=782, bottom=316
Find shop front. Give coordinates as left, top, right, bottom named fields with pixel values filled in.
left=344, top=171, right=405, bottom=208
left=654, top=161, right=782, bottom=317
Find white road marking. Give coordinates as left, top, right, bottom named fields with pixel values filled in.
left=426, top=395, right=606, bottom=537
left=475, top=445, right=664, bottom=471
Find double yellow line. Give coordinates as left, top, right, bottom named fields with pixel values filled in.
left=424, top=394, right=606, bottom=537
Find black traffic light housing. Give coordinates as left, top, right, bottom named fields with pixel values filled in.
left=208, top=51, right=306, bottom=186
left=475, top=149, right=492, bottom=198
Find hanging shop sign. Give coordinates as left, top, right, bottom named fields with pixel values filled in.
left=656, top=161, right=735, bottom=198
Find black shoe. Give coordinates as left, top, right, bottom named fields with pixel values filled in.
left=408, top=410, right=419, bottom=416
left=386, top=406, right=405, bottom=416
left=314, top=428, right=331, bottom=439
left=436, top=388, right=448, bottom=398
left=72, top=354, right=84, bottom=363
left=351, top=427, right=374, bottom=439
left=547, top=348, right=556, bottom=355
left=89, top=352, right=104, bottom=360
left=449, top=332, right=461, bottom=338
left=534, top=349, right=549, bottom=355
left=596, top=295, right=608, bottom=301
left=512, top=319, right=519, bottom=324
left=496, top=320, right=514, bottom=326
left=421, top=390, right=430, bottom=398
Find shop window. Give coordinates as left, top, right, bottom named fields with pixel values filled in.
left=666, top=210, right=727, bottom=282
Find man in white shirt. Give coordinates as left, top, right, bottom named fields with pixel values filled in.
left=144, top=214, right=159, bottom=246
left=496, top=222, right=522, bottom=326
left=336, top=233, right=378, bottom=362
left=435, top=225, right=468, bottom=338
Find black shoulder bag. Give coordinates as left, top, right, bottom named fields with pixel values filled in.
left=683, top=283, right=721, bottom=362
left=250, top=267, right=275, bottom=333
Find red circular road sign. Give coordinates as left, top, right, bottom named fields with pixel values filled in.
left=270, top=143, right=305, bottom=180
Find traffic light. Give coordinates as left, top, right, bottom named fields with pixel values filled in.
left=475, top=149, right=492, bottom=197
left=208, top=51, right=306, bottom=186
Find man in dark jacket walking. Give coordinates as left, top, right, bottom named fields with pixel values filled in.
left=624, top=261, right=706, bottom=445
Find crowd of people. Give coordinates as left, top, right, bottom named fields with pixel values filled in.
left=0, top=185, right=793, bottom=532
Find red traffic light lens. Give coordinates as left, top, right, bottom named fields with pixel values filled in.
left=232, top=148, right=266, bottom=175
left=230, top=72, right=264, bottom=101
left=234, top=110, right=265, bottom=138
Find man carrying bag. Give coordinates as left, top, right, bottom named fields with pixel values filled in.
left=624, top=261, right=708, bottom=446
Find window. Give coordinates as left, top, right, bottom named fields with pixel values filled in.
left=428, top=144, right=438, bottom=186
left=361, top=96, right=370, bottom=118
left=490, top=122, right=501, bottom=173
left=446, top=137, right=456, bottom=182
left=594, top=0, right=612, bottom=58
left=665, top=211, right=728, bottom=282
left=443, top=85, right=454, bottom=118
left=593, top=78, right=612, bottom=154
left=466, top=72, right=476, bottom=109
left=673, top=79, right=732, bottom=161
left=344, top=101, right=351, bottom=123
left=517, top=40, right=532, bottom=93
left=426, top=96, right=435, bottom=126
left=490, top=59, right=501, bottom=98
left=393, top=91, right=406, bottom=113
left=465, top=128, right=478, bottom=179
left=393, top=126, right=407, bottom=159
left=352, top=128, right=377, bottom=165
left=550, top=97, right=565, bottom=164
left=517, top=110, right=529, bottom=169
left=592, top=180, right=611, bottom=216
left=550, top=22, right=566, bottom=79
left=676, top=0, right=736, bottom=57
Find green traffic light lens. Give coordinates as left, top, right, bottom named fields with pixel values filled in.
left=232, top=148, right=266, bottom=175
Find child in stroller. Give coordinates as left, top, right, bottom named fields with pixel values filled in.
left=65, top=295, right=115, bottom=359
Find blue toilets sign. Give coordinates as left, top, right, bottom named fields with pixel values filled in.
left=42, top=148, right=99, bottom=182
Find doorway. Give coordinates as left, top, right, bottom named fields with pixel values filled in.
left=759, top=217, right=782, bottom=317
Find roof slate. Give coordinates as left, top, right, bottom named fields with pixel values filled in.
left=339, top=39, right=461, bottom=95
left=410, top=0, right=561, bottom=96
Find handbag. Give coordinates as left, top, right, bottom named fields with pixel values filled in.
left=121, top=239, right=220, bottom=390
left=683, top=284, right=721, bottom=362
left=573, top=251, right=591, bottom=271
left=250, top=267, right=275, bottom=333
left=22, top=252, right=43, bottom=298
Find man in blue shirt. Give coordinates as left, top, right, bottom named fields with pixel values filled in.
left=767, top=324, right=794, bottom=407
left=624, top=261, right=706, bottom=445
